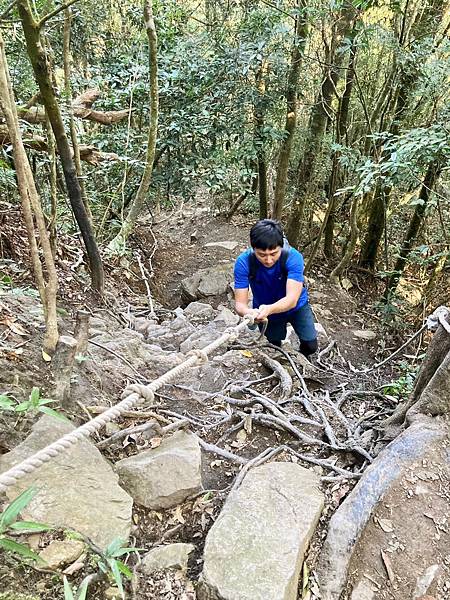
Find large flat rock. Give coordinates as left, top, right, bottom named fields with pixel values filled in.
left=198, top=462, right=324, bottom=600
left=115, top=430, right=202, bottom=509
left=0, top=416, right=133, bottom=549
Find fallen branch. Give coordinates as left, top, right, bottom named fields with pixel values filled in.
left=86, top=405, right=170, bottom=424
left=198, top=439, right=248, bottom=465
left=97, top=418, right=188, bottom=449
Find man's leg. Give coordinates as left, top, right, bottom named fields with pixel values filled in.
left=260, top=317, right=287, bottom=347
left=289, top=304, right=318, bottom=357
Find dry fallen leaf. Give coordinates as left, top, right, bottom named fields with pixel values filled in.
left=378, top=518, right=394, bottom=533
left=42, top=350, right=52, bottom=362
left=236, top=429, right=247, bottom=444
left=2, top=318, right=28, bottom=336
left=173, top=505, right=185, bottom=524
left=239, top=350, right=253, bottom=358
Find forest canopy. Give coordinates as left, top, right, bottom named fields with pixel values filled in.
left=0, top=0, right=449, bottom=330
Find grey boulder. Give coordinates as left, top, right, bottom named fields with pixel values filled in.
left=115, top=431, right=202, bottom=509
left=198, top=462, right=324, bottom=600
left=0, top=416, right=133, bottom=549
left=141, top=543, right=195, bottom=574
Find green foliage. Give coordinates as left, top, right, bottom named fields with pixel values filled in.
left=95, top=537, right=141, bottom=599
left=380, top=360, right=421, bottom=401
left=0, top=487, right=51, bottom=563
left=0, top=388, right=68, bottom=422
left=63, top=576, right=88, bottom=600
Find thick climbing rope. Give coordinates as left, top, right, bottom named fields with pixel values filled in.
left=0, top=316, right=254, bottom=494
left=1, top=306, right=448, bottom=494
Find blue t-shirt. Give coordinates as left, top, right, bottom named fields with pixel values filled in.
left=234, top=248, right=308, bottom=318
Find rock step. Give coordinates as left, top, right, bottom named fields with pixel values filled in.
left=198, top=462, right=324, bottom=600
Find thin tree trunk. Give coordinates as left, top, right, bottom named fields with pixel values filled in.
left=330, top=194, right=359, bottom=281
left=44, top=117, right=57, bottom=258
left=17, top=0, right=104, bottom=292
left=108, top=0, right=158, bottom=253
left=359, top=1, right=446, bottom=270
left=385, top=163, right=440, bottom=296
left=323, top=34, right=357, bottom=257
left=286, top=2, right=357, bottom=248
left=63, top=7, right=93, bottom=224
left=253, top=61, right=268, bottom=220
left=0, top=31, right=59, bottom=352
left=272, top=0, right=308, bottom=220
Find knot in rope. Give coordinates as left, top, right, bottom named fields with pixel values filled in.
left=121, top=383, right=155, bottom=403
left=186, top=348, right=209, bottom=364
left=426, top=305, right=450, bottom=333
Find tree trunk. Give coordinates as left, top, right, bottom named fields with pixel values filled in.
left=108, top=0, right=158, bottom=253
left=17, top=0, right=104, bottom=292
left=63, top=7, right=93, bottom=224
left=330, top=193, right=359, bottom=281
left=358, top=181, right=387, bottom=270
left=286, top=2, right=357, bottom=248
left=323, top=34, right=357, bottom=257
left=359, top=1, right=446, bottom=270
left=385, top=163, right=440, bottom=295
left=272, top=0, right=308, bottom=220
left=0, top=31, right=59, bottom=353
left=253, top=61, right=269, bottom=220
left=44, top=117, right=57, bottom=258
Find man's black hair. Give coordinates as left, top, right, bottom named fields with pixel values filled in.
left=250, top=219, right=284, bottom=250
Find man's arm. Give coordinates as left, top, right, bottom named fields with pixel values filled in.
left=255, top=279, right=303, bottom=320
left=234, top=287, right=258, bottom=318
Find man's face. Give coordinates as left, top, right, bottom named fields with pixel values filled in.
left=254, top=246, right=282, bottom=268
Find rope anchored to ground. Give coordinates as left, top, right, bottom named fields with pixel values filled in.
left=0, top=316, right=253, bottom=494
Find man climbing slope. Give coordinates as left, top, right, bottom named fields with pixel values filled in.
left=234, top=219, right=318, bottom=357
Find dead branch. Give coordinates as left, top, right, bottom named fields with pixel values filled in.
left=0, top=125, right=120, bottom=164
left=96, top=418, right=188, bottom=449
left=86, top=405, right=170, bottom=424
left=9, top=88, right=129, bottom=125
left=198, top=439, right=248, bottom=465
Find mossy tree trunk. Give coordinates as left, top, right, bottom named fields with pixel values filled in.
left=17, top=0, right=104, bottom=292
left=385, top=163, right=441, bottom=296
left=286, top=2, right=357, bottom=248
left=323, top=32, right=357, bottom=258
left=272, top=0, right=308, bottom=220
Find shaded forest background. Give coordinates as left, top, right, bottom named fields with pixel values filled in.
left=0, top=0, right=449, bottom=351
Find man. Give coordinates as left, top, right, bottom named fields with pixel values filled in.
left=234, top=219, right=318, bottom=357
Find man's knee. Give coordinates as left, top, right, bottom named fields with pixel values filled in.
left=300, top=338, right=318, bottom=356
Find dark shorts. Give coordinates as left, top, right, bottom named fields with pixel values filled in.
left=260, top=303, right=317, bottom=354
